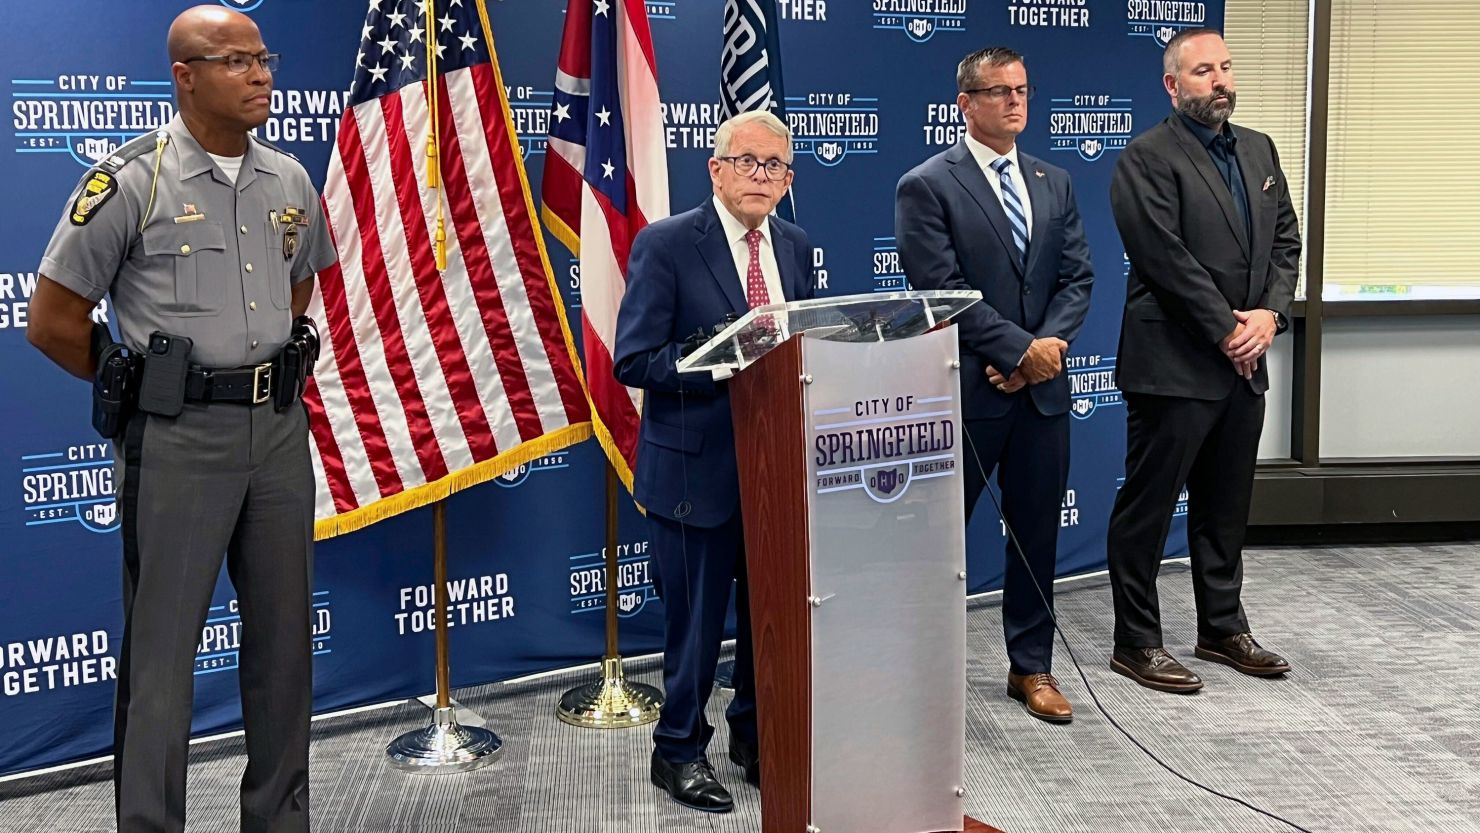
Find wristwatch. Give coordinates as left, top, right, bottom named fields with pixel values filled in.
left=1265, top=309, right=1287, bottom=334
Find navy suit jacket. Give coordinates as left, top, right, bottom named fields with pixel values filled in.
left=894, top=142, right=1094, bottom=420
left=613, top=198, right=815, bottom=527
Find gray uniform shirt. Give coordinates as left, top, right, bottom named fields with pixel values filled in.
left=39, top=115, right=336, bottom=368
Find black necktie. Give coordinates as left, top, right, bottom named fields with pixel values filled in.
left=1212, top=134, right=1251, bottom=236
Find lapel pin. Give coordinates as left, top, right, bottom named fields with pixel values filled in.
left=1262, top=175, right=1275, bottom=192
left=173, top=203, right=206, bottom=224
left=1034, top=169, right=1045, bottom=178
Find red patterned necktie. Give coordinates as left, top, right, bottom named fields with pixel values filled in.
left=744, top=228, right=771, bottom=309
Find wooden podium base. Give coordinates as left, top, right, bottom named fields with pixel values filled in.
left=962, top=816, right=1007, bottom=833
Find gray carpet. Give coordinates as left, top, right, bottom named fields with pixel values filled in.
left=3, top=543, right=1479, bottom=833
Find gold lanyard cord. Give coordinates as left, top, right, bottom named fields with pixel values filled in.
left=139, top=130, right=169, bottom=233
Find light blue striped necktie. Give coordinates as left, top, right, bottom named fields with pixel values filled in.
left=990, top=157, right=1028, bottom=268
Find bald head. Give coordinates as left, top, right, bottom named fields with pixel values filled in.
left=168, top=5, right=260, bottom=64
left=168, top=4, right=273, bottom=151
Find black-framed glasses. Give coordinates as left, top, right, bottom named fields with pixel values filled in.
left=718, top=154, right=792, bottom=181
left=183, top=52, right=280, bottom=75
left=963, top=84, right=1035, bottom=101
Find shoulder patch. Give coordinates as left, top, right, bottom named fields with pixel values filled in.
left=251, top=134, right=298, bottom=161
left=71, top=171, right=118, bottom=226
left=97, top=129, right=168, bottom=174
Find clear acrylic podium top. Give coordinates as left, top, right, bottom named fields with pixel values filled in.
left=675, top=289, right=981, bottom=373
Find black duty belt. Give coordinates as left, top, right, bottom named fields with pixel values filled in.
left=184, top=362, right=277, bottom=405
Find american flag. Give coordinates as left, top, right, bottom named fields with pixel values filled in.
left=541, top=0, right=669, bottom=490
left=306, top=0, right=592, bottom=538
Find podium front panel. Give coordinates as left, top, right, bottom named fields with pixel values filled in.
left=802, top=329, right=967, bottom=833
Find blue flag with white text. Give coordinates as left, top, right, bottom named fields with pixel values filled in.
left=720, top=0, right=795, bottom=222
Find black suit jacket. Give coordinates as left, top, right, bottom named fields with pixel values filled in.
left=1110, top=114, right=1301, bottom=400
left=894, top=142, right=1094, bottom=419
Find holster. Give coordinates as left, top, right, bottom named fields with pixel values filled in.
left=273, top=315, right=320, bottom=412
left=90, top=324, right=138, bottom=440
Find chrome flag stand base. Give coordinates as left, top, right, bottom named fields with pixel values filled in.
left=385, top=501, right=503, bottom=774
left=387, top=705, right=503, bottom=773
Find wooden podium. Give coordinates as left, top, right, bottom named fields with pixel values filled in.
left=680, top=291, right=995, bottom=833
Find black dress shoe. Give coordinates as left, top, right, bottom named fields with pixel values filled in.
left=651, top=751, right=733, bottom=813
left=1195, top=632, right=1291, bottom=677
left=1111, top=646, right=1204, bottom=693
left=728, top=736, right=760, bottom=788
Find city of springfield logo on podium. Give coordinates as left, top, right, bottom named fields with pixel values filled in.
left=1126, top=0, right=1207, bottom=47
left=872, top=0, right=967, bottom=44
left=786, top=93, right=879, bottom=167
left=813, top=394, right=956, bottom=504
left=21, top=442, right=118, bottom=534
left=219, top=0, right=266, bottom=11
left=1050, top=94, right=1133, bottom=163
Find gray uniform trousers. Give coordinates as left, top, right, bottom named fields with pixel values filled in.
left=115, top=400, right=314, bottom=833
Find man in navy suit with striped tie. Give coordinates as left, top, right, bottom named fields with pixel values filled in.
left=615, top=110, right=814, bottom=813
left=895, top=46, right=1094, bottom=723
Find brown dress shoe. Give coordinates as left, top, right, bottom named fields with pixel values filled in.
left=1195, top=633, right=1291, bottom=677
left=1007, top=672, right=1073, bottom=723
left=1111, top=646, right=1204, bottom=693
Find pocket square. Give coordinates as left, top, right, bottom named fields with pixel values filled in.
left=1262, top=175, right=1275, bottom=192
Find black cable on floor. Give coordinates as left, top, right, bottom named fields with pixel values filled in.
left=964, top=430, right=1316, bottom=833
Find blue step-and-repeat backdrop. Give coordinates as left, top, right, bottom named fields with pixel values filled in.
left=0, top=0, right=1218, bottom=775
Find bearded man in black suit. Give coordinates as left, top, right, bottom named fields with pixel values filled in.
left=1106, top=28, right=1301, bottom=693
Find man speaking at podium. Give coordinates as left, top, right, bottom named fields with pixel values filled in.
left=895, top=47, right=1095, bottom=723
left=614, top=110, right=815, bottom=813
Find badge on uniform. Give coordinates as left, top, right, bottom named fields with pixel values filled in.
left=70, top=171, right=117, bottom=226
left=277, top=205, right=309, bottom=260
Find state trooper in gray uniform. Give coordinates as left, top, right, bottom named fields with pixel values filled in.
left=27, top=7, right=335, bottom=833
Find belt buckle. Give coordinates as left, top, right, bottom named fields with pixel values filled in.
left=251, top=363, right=272, bottom=405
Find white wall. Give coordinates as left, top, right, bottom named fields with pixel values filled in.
left=1319, top=316, right=1480, bottom=458
left=1258, top=332, right=1294, bottom=460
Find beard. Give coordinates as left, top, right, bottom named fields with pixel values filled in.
left=1177, top=87, right=1237, bottom=127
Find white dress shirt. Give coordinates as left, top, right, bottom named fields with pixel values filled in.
left=963, top=133, right=1033, bottom=240
left=712, top=195, right=785, bottom=308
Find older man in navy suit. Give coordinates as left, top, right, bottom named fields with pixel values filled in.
left=614, top=110, right=814, bottom=813
left=895, top=46, right=1094, bottom=723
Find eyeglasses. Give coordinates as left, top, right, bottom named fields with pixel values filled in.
left=963, top=84, right=1035, bottom=101
left=717, top=154, right=792, bottom=181
left=183, top=52, right=281, bottom=75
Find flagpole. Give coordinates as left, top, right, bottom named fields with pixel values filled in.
left=386, top=500, right=504, bottom=771
left=555, top=463, right=663, bottom=728
left=384, top=0, right=502, bottom=772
